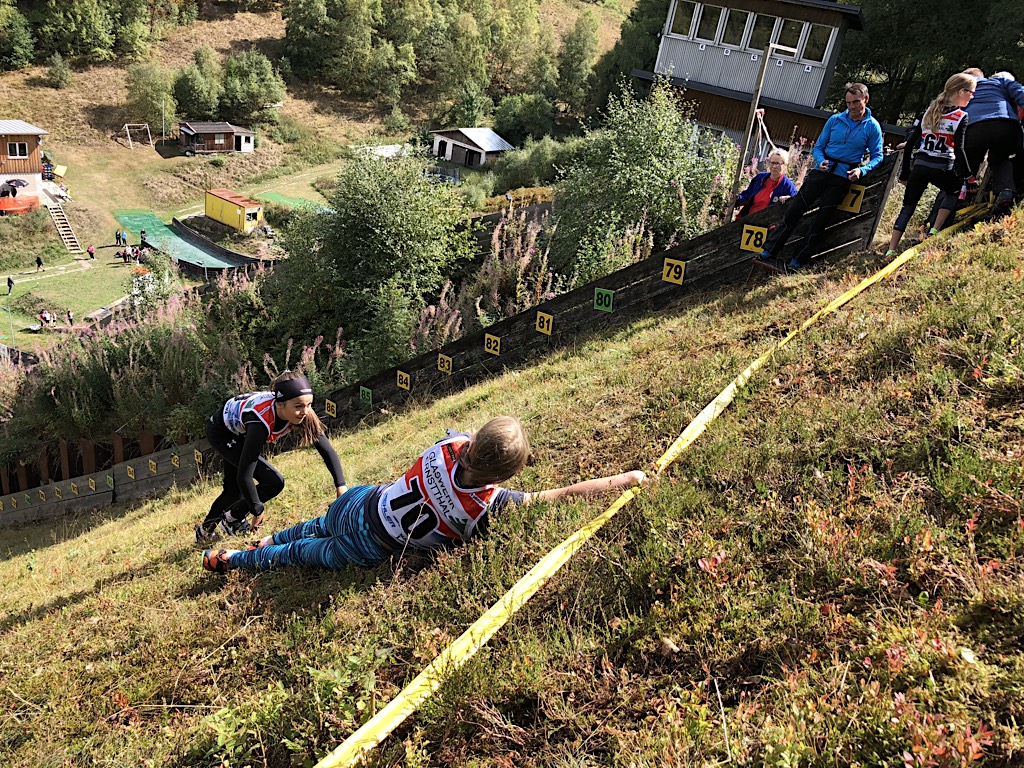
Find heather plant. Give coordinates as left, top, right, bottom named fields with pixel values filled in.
left=550, top=79, right=737, bottom=276
left=413, top=204, right=556, bottom=347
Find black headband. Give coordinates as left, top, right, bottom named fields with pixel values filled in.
left=274, top=375, right=313, bottom=401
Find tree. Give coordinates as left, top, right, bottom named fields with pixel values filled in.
left=550, top=80, right=736, bottom=278
left=832, top=0, right=1024, bottom=123
left=590, top=0, right=668, bottom=114
left=527, top=25, right=558, bottom=100
left=435, top=11, right=490, bottom=104
left=37, top=0, right=116, bottom=63
left=110, top=0, right=150, bottom=59
left=494, top=93, right=555, bottom=145
left=220, top=50, right=285, bottom=122
left=174, top=46, right=222, bottom=119
left=0, top=0, right=34, bottom=71
left=125, top=62, right=177, bottom=128
left=44, top=53, right=72, bottom=89
left=272, top=154, right=475, bottom=370
left=556, top=10, right=599, bottom=116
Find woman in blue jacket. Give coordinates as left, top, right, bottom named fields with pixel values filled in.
left=735, top=149, right=799, bottom=218
left=963, top=69, right=1024, bottom=213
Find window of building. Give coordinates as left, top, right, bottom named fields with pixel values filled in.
left=246, top=211, right=258, bottom=221
left=214, top=133, right=225, bottom=144
left=747, top=14, right=776, bottom=52
left=802, top=23, right=832, bottom=63
left=695, top=4, right=723, bottom=41
left=7, top=142, right=29, bottom=158
left=721, top=9, right=749, bottom=46
left=670, top=1, right=697, bottom=36
left=777, top=19, right=803, bottom=53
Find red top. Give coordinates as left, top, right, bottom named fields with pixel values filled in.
left=749, top=175, right=784, bottom=215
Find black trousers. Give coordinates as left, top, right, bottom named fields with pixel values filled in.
left=965, top=118, right=1023, bottom=195
left=763, top=169, right=852, bottom=265
left=201, top=415, right=285, bottom=526
left=893, top=164, right=961, bottom=233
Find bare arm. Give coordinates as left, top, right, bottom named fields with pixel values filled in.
left=522, top=470, right=646, bottom=504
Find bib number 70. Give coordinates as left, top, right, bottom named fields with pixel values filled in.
left=389, top=478, right=438, bottom=540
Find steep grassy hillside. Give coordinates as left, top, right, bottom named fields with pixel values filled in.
left=3, top=210, right=1023, bottom=766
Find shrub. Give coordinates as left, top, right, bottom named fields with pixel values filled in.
left=44, top=52, right=72, bottom=89
left=492, top=135, right=584, bottom=194
left=493, top=94, right=555, bottom=146
left=550, top=79, right=737, bottom=275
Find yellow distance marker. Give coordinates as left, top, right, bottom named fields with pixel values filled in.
left=325, top=399, right=337, bottom=418
left=171, top=454, right=180, bottom=468
left=838, top=184, right=866, bottom=213
left=397, top=371, right=411, bottom=391
left=536, top=311, right=553, bottom=336
left=484, top=334, right=501, bottom=355
left=740, top=224, right=769, bottom=253
left=437, top=353, right=453, bottom=375
left=149, top=459, right=157, bottom=474
left=55, top=486, right=63, bottom=499
left=126, top=465, right=135, bottom=480
left=194, top=449, right=203, bottom=466
left=662, top=258, right=686, bottom=285
left=10, top=497, right=15, bottom=509
left=88, top=478, right=96, bottom=492
left=71, top=482, right=79, bottom=495
left=38, top=489, right=46, bottom=502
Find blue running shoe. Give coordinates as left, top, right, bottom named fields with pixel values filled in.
left=787, top=259, right=803, bottom=272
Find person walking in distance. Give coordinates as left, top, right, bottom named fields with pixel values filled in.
left=6, top=276, right=13, bottom=295
left=35, top=255, right=44, bottom=272
left=759, top=83, right=884, bottom=271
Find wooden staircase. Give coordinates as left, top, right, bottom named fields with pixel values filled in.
left=46, top=203, right=83, bottom=254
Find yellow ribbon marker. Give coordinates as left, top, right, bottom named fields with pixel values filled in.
left=315, top=206, right=988, bottom=768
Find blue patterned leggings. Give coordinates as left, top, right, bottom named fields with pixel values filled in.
left=228, top=485, right=393, bottom=572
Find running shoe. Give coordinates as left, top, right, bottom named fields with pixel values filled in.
left=195, top=522, right=218, bottom=543
left=202, top=549, right=232, bottom=574
left=786, top=259, right=804, bottom=272
left=217, top=516, right=252, bottom=537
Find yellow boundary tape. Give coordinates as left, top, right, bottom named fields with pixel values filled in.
left=315, top=205, right=989, bottom=768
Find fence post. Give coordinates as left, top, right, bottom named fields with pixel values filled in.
left=59, top=439, right=71, bottom=480
left=80, top=438, right=97, bottom=474
left=16, top=462, right=28, bottom=492
left=112, top=433, right=125, bottom=465
left=1, top=465, right=9, bottom=495
left=140, top=431, right=155, bottom=455
left=37, top=447, right=49, bottom=485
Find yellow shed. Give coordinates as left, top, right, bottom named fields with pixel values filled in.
left=205, top=188, right=264, bottom=233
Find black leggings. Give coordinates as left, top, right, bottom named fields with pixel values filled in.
left=201, top=416, right=285, bottom=526
left=965, top=119, right=1023, bottom=194
left=893, top=164, right=961, bottom=233
left=762, top=169, right=851, bottom=265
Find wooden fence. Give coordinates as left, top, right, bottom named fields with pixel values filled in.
left=0, top=154, right=898, bottom=529
left=318, top=154, right=899, bottom=428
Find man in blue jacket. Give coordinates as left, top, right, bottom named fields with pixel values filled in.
left=760, top=82, right=884, bottom=270
left=963, top=69, right=1024, bottom=214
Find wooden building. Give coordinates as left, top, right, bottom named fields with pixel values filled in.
left=178, top=122, right=255, bottom=156
left=430, top=128, right=514, bottom=168
left=205, top=188, right=264, bottom=233
left=636, top=0, right=904, bottom=148
left=0, top=119, right=47, bottom=211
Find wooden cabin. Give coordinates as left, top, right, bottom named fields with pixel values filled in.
left=0, top=119, right=47, bottom=213
left=430, top=128, right=514, bottom=168
left=178, top=122, right=255, bottom=156
left=205, top=188, right=264, bottom=233
left=636, top=0, right=904, bottom=148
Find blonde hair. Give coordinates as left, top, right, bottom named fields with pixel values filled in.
left=922, top=73, right=976, bottom=132
left=767, top=148, right=790, bottom=167
left=461, top=416, right=531, bottom=484
left=271, top=370, right=324, bottom=446
left=963, top=68, right=984, bottom=78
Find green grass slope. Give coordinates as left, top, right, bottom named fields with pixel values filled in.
left=3, top=211, right=1024, bottom=766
